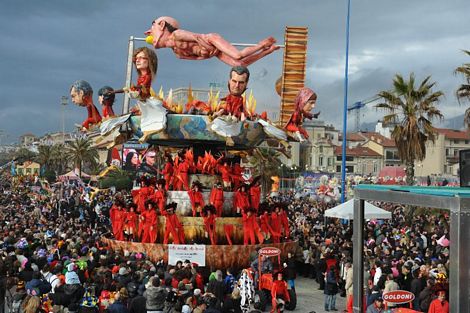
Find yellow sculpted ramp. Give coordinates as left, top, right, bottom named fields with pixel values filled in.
left=280, top=26, right=308, bottom=126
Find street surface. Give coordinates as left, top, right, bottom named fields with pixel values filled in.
left=290, top=276, right=347, bottom=313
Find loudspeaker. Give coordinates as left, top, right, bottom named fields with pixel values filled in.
left=459, top=149, right=470, bottom=187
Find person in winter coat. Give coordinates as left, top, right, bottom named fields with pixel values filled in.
left=382, top=274, right=399, bottom=308
left=427, top=290, right=449, bottom=313
left=107, top=288, right=130, bottom=313
left=283, top=252, right=297, bottom=292
left=418, top=279, right=434, bottom=312
left=324, top=265, right=338, bottom=312
left=143, top=277, right=167, bottom=313
left=344, top=262, right=353, bottom=313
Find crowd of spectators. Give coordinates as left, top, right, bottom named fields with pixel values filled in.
left=0, top=176, right=451, bottom=313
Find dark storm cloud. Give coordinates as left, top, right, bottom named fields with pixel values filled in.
left=0, top=0, right=469, bottom=143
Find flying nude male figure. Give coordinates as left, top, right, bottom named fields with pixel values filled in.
left=145, top=16, right=280, bottom=67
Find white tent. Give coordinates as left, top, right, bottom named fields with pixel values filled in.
left=324, top=199, right=392, bottom=220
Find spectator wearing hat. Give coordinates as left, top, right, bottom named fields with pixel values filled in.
left=366, top=296, right=384, bottom=313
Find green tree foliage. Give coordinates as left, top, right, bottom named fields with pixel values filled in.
left=376, top=73, right=443, bottom=185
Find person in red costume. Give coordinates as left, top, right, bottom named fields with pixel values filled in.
left=163, top=202, right=185, bottom=244
left=214, top=67, right=251, bottom=120
left=160, top=153, right=174, bottom=190
left=110, top=201, right=125, bottom=241
left=202, top=205, right=217, bottom=245
left=233, top=184, right=250, bottom=216
left=427, top=290, right=449, bottom=313
left=70, top=80, right=102, bottom=130
left=231, top=162, right=243, bottom=190
left=140, top=200, right=158, bottom=243
left=152, top=179, right=167, bottom=214
left=270, top=204, right=283, bottom=244
left=98, top=86, right=116, bottom=118
left=242, top=208, right=262, bottom=245
left=209, top=182, right=224, bottom=217
left=284, top=87, right=320, bottom=142
left=217, top=159, right=232, bottom=190
left=134, top=177, right=154, bottom=213
left=249, top=177, right=261, bottom=212
left=174, top=151, right=190, bottom=191
left=271, top=272, right=291, bottom=313
left=188, top=181, right=205, bottom=217
left=124, top=203, right=138, bottom=241
left=258, top=203, right=273, bottom=243
left=278, top=204, right=290, bottom=240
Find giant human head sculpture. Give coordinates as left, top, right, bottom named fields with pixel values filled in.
left=70, top=80, right=93, bottom=107
left=145, top=16, right=180, bottom=48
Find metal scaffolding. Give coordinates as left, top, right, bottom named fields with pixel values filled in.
left=352, top=185, right=470, bottom=313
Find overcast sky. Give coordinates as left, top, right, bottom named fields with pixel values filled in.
left=1, top=0, right=469, bottom=144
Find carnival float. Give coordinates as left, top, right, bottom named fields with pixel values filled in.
left=71, top=17, right=316, bottom=275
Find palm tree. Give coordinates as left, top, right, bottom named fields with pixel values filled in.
left=376, top=73, right=444, bottom=185
left=65, top=137, right=99, bottom=177
left=36, top=145, right=53, bottom=171
left=50, top=144, right=68, bottom=175
left=455, top=50, right=470, bottom=126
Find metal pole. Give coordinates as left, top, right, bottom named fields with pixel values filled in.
left=341, top=0, right=351, bottom=204
left=61, top=96, right=68, bottom=144
left=353, top=198, right=364, bottom=313
left=231, top=42, right=285, bottom=48
left=123, top=36, right=135, bottom=114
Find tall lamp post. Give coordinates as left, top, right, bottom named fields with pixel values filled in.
left=61, top=96, right=68, bottom=144
left=341, top=0, right=352, bottom=204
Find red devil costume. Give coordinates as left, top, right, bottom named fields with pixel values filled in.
left=202, top=205, right=217, bottom=245
left=279, top=208, right=290, bottom=239
left=134, top=178, right=154, bottom=213
left=140, top=202, right=158, bottom=243
left=242, top=209, right=262, bottom=245
left=152, top=179, right=167, bottom=214
left=210, top=183, right=224, bottom=217
left=249, top=180, right=261, bottom=211
left=160, top=156, right=174, bottom=190
left=233, top=185, right=250, bottom=215
left=188, top=182, right=205, bottom=217
left=231, top=163, right=243, bottom=189
left=259, top=209, right=273, bottom=242
left=270, top=207, right=283, bottom=244
left=110, top=202, right=125, bottom=241
left=285, top=87, right=317, bottom=139
left=174, top=158, right=190, bottom=191
left=163, top=203, right=185, bottom=244
left=217, top=161, right=232, bottom=189
left=271, top=272, right=291, bottom=313
left=124, top=204, right=138, bottom=241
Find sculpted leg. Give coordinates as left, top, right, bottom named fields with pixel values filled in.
left=207, top=33, right=277, bottom=60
